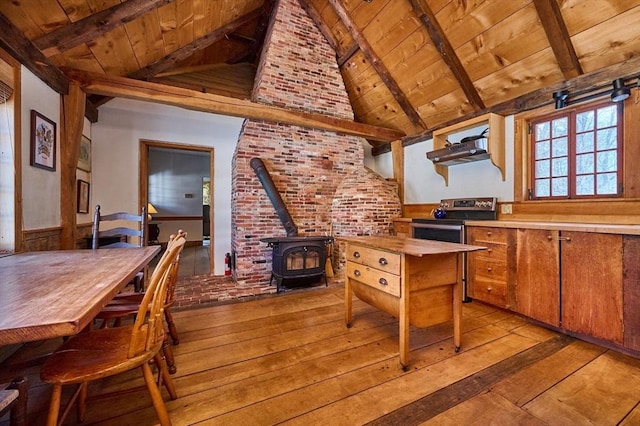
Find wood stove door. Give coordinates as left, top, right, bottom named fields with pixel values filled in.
left=282, top=245, right=323, bottom=277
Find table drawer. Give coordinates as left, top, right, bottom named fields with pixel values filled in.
left=347, top=261, right=400, bottom=297
left=346, top=245, right=400, bottom=275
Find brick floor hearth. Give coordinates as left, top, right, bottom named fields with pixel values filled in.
left=173, top=273, right=345, bottom=310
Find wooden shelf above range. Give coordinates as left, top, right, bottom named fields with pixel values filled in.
left=432, top=113, right=506, bottom=186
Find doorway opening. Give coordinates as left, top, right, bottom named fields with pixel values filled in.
left=140, top=140, right=214, bottom=276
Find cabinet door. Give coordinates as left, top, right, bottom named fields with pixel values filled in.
left=623, top=235, right=640, bottom=351
left=515, top=229, right=560, bottom=326
left=562, top=232, right=623, bottom=344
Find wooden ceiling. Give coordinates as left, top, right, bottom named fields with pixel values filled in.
left=1, top=0, right=640, bottom=152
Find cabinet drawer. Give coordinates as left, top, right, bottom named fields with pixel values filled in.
left=468, top=227, right=509, bottom=244
left=472, top=259, right=508, bottom=282
left=347, top=261, right=400, bottom=297
left=346, top=245, right=400, bottom=275
left=472, top=242, right=507, bottom=260
left=468, top=277, right=507, bottom=307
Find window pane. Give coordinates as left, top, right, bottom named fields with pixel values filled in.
left=576, top=111, right=594, bottom=132
left=552, top=137, right=568, bottom=157
left=551, top=157, right=568, bottom=176
left=551, top=177, right=568, bottom=196
left=552, top=117, right=568, bottom=137
left=576, top=175, right=594, bottom=195
left=596, top=150, right=617, bottom=172
left=576, top=132, right=594, bottom=154
left=597, top=173, right=617, bottom=194
left=596, top=105, right=617, bottom=128
left=536, top=122, right=550, bottom=140
left=535, top=141, right=550, bottom=159
left=576, top=153, right=594, bottom=174
left=536, top=179, right=550, bottom=197
left=536, top=159, right=550, bottom=178
left=596, top=128, right=617, bottom=150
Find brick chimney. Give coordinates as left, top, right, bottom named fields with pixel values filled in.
left=231, top=0, right=401, bottom=290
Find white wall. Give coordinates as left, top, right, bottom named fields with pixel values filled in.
left=91, top=98, right=243, bottom=274
left=21, top=67, right=60, bottom=230
left=365, top=116, right=516, bottom=205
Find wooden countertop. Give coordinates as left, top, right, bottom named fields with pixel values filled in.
left=465, top=220, right=640, bottom=235
left=338, top=236, right=485, bottom=257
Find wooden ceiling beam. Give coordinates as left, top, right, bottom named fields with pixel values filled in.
left=129, top=7, right=264, bottom=80
left=410, top=0, right=485, bottom=112
left=33, top=0, right=173, bottom=58
left=327, top=0, right=427, bottom=131
left=0, top=13, right=68, bottom=94
left=369, top=54, right=640, bottom=155
left=66, top=69, right=405, bottom=142
left=532, top=0, right=583, bottom=79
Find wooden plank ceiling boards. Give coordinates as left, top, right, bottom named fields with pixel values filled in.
left=1, top=0, right=639, bottom=149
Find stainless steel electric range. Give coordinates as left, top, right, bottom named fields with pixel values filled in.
left=411, top=197, right=498, bottom=301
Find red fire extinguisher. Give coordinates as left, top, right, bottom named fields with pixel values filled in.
left=224, top=253, right=231, bottom=276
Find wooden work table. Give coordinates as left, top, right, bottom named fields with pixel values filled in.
left=0, top=246, right=160, bottom=345
left=339, top=236, right=485, bottom=369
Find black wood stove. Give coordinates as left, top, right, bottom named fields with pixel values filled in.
left=261, top=236, right=333, bottom=292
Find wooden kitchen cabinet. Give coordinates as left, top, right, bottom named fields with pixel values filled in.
left=623, top=235, right=640, bottom=351
left=391, top=219, right=412, bottom=237
left=467, top=226, right=516, bottom=309
left=561, top=232, right=623, bottom=345
left=515, top=229, right=560, bottom=326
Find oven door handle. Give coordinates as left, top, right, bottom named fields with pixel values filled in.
left=410, top=223, right=463, bottom=231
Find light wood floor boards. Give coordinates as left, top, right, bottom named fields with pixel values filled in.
left=3, top=284, right=640, bottom=425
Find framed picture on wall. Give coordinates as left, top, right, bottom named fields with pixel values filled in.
left=77, top=179, right=90, bottom=213
left=77, top=135, right=91, bottom=172
left=30, top=110, right=56, bottom=171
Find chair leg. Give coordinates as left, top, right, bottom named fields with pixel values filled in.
left=46, top=384, right=62, bottom=426
left=7, top=377, right=28, bottom=426
left=77, top=382, right=88, bottom=422
left=164, top=308, right=179, bottom=345
left=162, top=334, right=177, bottom=374
left=141, top=362, right=172, bottom=426
left=154, top=353, right=177, bottom=400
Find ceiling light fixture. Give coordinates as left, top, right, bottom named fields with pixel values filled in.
left=611, top=78, right=631, bottom=102
left=552, top=76, right=638, bottom=109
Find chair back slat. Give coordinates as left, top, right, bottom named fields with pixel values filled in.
left=127, top=233, right=186, bottom=359
left=92, top=204, right=147, bottom=249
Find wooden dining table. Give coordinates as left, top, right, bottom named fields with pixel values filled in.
left=0, top=246, right=160, bottom=345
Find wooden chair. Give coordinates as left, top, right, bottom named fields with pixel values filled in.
left=0, top=377, right=27, bottom=426
left=92, top=204, right=147, bottom=291
left=40, top=234, right=186, bottom=426
left=95, top=230, right=187, bottom=373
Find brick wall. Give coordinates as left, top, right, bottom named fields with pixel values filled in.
left=231, top=0, right=401, bottom=290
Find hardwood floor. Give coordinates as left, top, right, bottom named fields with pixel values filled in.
left=3, top=283, right=640, bottom=425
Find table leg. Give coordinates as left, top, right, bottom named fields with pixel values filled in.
left=453, top=253, right=463, bottom=352
left=399, top=291, right=410, bottom=370
left=345, top=277, right=353, bottom=328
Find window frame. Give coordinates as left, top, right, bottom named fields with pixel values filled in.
left=528, top=100, right=624, bottom=200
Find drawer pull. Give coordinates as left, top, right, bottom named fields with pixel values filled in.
left=379, top=278, right=388, bottom=286
left=487, top=231, right=492, bottom=237
left=487, top=248, right=493, bottom=253
left=379, top=257, right=388, bottom=266
left=354, top=269, right=361, bottom=277
left=487, top=287, right=492, bottom=292
left=487, top=267, right=492, bottom=272
left=353, top=251, right=361, bottom=258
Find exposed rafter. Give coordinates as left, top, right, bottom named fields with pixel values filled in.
left=130, top=7, right=265, bottom=80
left=32, top=0, right=173, bottom=58
left=327, top=0, right=427, bottom=132
left=532, top=0, right=583, bottom=79
left=66, top=69, right=405, bottom=142
left=0, top=13, right=68, bottom=94
left=410, top=0, right=485, bottom=112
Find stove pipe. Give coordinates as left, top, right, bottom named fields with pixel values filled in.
left=250, top=157, right=298, bottom=237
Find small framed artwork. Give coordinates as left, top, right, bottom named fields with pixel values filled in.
left=77, top=135, right=91, bottom=172
left=77, top=179, right=90, bottom=213
left=30, top=110, right=57, bottom=171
